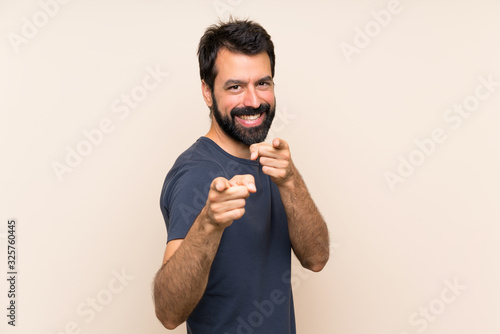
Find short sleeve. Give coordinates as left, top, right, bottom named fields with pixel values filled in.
left=160, top=161, right=225, bottom=242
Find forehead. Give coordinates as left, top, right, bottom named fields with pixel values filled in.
left=214, top=48, right=272, bottom=84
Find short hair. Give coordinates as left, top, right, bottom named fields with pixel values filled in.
left=197, top=19, right=275, bottom=90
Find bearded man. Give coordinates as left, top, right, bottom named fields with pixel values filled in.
left=153, top=19, right=330, bottom=334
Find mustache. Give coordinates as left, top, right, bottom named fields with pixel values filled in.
left=230, top=103, right=271, bottom=118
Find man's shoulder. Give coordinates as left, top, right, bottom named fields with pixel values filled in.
left=176, top=137, right=219, bottom=163
left=168, top=137, right=225, bottom=178
left=161, top=137, right=227, bottom=194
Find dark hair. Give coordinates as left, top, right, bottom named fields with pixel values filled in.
left=197, top=19, right=275, bottom=91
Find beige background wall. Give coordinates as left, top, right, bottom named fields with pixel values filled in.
left=2, top=0, right=499, bottom=333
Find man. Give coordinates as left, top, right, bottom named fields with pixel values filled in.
left=154, top=19, right=329, bottom=333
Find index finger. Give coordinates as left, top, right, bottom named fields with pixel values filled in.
left=250, top=139, right=289, bottom=160
left=272, top=138, right=288, bottom=150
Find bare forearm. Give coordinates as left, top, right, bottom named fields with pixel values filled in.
left=153, top=210, right=223, bottom=329
left=248, top=138, right=329, bottom=271
left=278, top=165, right=330, bottom=272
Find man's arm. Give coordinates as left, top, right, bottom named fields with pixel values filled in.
left=153, top=175, right=256, bottom=329
left=250, top=138, right=330, bottom=272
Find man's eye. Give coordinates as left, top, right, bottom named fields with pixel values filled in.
left=228, top=85, right=240, bottom=90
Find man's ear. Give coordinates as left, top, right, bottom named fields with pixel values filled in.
left=201, top=80, right=213, bottom=107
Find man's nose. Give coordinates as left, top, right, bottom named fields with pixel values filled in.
left=242, top=87, right=260, bottom=109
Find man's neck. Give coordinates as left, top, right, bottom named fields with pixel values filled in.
left=205, top=125, right=251, bottom=160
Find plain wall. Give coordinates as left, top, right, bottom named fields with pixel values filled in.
left=1, top=0, right=499, bottom=333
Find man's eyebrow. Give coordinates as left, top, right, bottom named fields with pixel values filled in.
left=257, top=76, right=273, bottom=83
left=224, top=79, right=247, bottom=87
left=223, top=76, right=274, bottom=88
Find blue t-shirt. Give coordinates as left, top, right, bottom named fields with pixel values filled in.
left=160, top=137, right=296, bottom=334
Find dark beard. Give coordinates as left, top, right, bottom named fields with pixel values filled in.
left=211, top=92, right=276, bottom=146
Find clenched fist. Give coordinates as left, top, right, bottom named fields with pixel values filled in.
left=250, top=138, right=296, bottom=186
left=202, top=174, right=257, bottom=230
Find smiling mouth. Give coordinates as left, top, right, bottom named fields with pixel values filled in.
left=238, top=113, right=262, bottom=121
left=235, top=112, right=265, bottom=127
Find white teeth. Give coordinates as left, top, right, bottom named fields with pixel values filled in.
left=239, top=113, right=261, bottom=121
